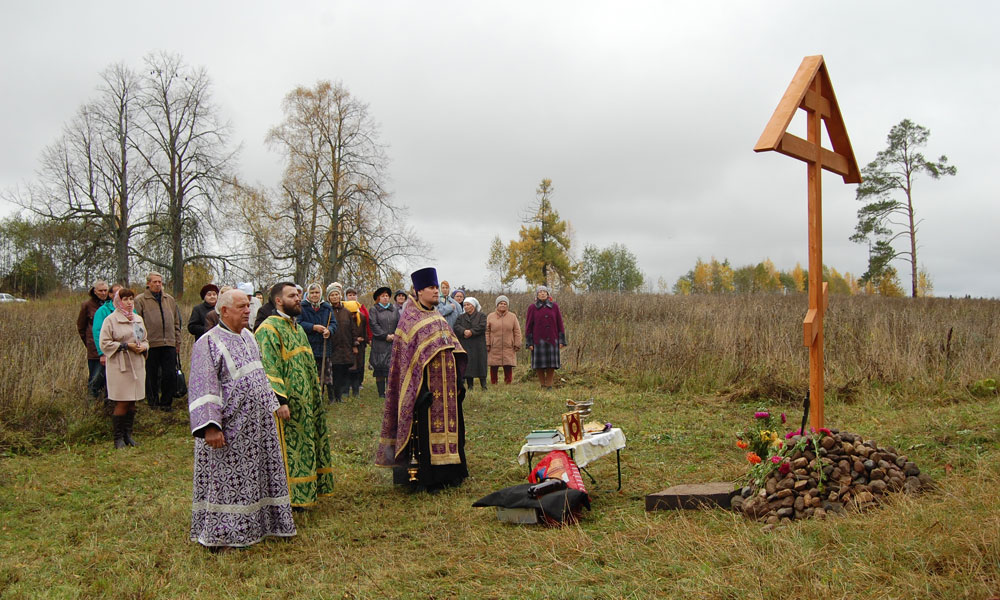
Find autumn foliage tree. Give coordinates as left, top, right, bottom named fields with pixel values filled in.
left=246, top=80, right=425, bottom=288
left=673, top=258, right=865, bottom=296
left=505, top=179, right=575, bottom=288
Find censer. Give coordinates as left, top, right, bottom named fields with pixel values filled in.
left=408, top=427, right=420, bottom=482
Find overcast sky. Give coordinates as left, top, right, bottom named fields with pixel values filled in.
left=2, top=1, right=996, bottom=297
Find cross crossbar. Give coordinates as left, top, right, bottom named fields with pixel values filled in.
left=754, top=56, right=860, bottom=430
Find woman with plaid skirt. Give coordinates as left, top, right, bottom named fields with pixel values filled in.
left=524, top=286, right=566, bottom=389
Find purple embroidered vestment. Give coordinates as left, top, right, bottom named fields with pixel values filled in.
left=376, top=299, right=467, bottom=473
left=188, top=325, right=296, bottom=547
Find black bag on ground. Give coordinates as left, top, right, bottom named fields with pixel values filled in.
left=473, top=483, right=590, bottom=524
left=174, top=355, right=187, bottom=398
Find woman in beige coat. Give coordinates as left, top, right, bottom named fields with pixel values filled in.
left=485, top=295, right=522, bottom=385
left=99, top=288, right=149, bottom=449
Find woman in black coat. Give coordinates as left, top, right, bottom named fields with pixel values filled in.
left=368, top=287, right=399, bottom=399
left=453, top=296, right=488, bottom=390
left=187, top=284, right=219, bottom=340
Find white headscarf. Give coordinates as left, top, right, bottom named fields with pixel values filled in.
left=463, top=297, right=481, bottom=312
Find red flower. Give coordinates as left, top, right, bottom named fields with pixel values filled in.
left=819, top=427, right=833, bottom=436
left=746, top=452, right=761, bottom=464
left=778, top=462, right=791, bottom=475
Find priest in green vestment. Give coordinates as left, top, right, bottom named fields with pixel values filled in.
left=255, top=281, right=335, bottom=507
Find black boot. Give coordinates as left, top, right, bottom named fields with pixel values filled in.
left=123, top=412, right=138, bottom=447
left=112, top=415, right=127, bottom=449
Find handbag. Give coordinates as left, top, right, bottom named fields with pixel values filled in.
left=173, top=354, right=188, bottom=398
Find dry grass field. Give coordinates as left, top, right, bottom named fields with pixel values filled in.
left=0, top=293, right=998, bottom=598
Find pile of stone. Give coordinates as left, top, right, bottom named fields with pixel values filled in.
left=731, top=429, right=933, bottom=524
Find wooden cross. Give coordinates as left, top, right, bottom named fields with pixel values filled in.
left=754, top=56, right=861, bottom=430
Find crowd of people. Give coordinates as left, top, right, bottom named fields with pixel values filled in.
left=75, top=269, right=567, bottom=551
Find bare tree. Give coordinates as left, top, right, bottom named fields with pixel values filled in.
left=12, top=63, right=152, bottom=285
left=135, top=52, right=237, bottom=296
left=262, top=80, right=427, bottom=287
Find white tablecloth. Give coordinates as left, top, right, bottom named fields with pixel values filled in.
left=517, top=428, right=627, bottom=468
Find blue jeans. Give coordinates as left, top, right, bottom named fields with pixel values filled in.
left=87, top=358, right=105, bottom=398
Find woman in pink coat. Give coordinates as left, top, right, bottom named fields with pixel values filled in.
left=486, top=295, right=522, bottom=385
left=99, top=288, right=149, bottom=449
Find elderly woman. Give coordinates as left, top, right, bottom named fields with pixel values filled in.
left=368, top=286, right=399, bottom=398
left=451, top=289, right=466, bottom=307
left=524, top=286, right=566, bottom=389
left=453, top=296, right=488, bottom=390
left=325, top=283, right=361, bottom=402
left=99, top=288, right=149, bottom=449
left=298, top=283, right=337, bottom=400
left=187, top=284, right=219, bottom=340
left=486, top=295, right=522, bottom=385
left=343, top=288, right=371, bottom=397
left=393, top=289, right=407, bottom=309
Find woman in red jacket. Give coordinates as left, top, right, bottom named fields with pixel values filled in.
left=523, top=286, right=566, bottom=389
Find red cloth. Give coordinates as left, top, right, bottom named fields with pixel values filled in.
left=528, top=450, right=587, bottom=494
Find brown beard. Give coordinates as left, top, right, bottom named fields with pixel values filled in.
left=279, top=301, right=301, bottom=317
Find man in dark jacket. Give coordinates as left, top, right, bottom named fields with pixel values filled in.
left=77, top=279, right=111, bottom=398
left=134, top=271, right=183, bottom=410
left=187, top=284, right=219, bottom=340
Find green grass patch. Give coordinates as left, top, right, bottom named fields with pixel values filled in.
left=1, top=380, right=998, bottom=598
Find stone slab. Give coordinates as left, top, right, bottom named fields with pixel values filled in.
left=645, top=482, right=735, bottom=511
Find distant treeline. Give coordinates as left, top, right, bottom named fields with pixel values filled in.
left=671, top=257, right=932, bottom=297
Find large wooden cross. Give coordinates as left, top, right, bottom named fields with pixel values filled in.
left=754, top=56, right=861, bottom=430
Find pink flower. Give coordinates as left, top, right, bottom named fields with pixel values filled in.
left=780, top=413, right=787, bottom=424
left=770, top=455, right=782, bottom=464
left=754, top=411, right=770, bottom=419
left=819, top=427, right=832, bottom=436
left=785, top=429, right=801, bottom=439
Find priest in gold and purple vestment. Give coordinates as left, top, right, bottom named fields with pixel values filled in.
left=376, top=267, right=468, bottom=491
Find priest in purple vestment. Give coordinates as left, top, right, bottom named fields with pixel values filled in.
left=376, top=267, right=468, bottom=491
left=188, top=289, right=296, bottom=549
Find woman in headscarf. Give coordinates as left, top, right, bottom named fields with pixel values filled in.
left=325, top=283, right=360, bottom=402
left=98, top=288, right=149, bottom=449
left=524, top=286, right=566, bottom=389
left=368, top=286, right=399, bottom=398
left=298, top=283, right=336, bottom=400
left=453, top=296, right=488, bottom=390
left=486, top=294, right=522, bottom=385
left=451, top=288, right=466, bottom=307
left=187, top=284, right=219, bottom=340
left=343, top=288, right=371, bottom=397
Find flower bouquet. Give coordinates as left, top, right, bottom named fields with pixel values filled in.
left=736, top=409, right=789, bottom=488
